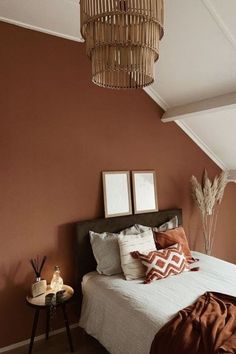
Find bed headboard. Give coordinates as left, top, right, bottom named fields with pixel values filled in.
left=75, top=209, right=182, bottom=284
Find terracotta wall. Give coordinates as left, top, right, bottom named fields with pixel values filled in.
left=1, top=22, right=236, bottom=348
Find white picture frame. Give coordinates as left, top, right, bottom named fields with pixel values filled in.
left=102, top=171, right=132, bottom=218
left=132, top=171, right=158, bottom=214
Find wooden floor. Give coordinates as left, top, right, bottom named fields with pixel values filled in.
left=6, top=327, right=109, bottom=354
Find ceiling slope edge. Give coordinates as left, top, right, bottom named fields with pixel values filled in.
left=144, top=86, right=169, bottom=111
left=201, top=0, right=236, bottom=50
left=228, top=170, right=236, bottom=183
left=0, top=16, right=84, bottom=42
left=144, top=88, right=227, bottom=171
left=175, top=120, right=226, bottom=170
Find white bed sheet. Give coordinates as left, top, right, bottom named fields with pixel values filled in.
left=79, top=252, right=236, bottom=354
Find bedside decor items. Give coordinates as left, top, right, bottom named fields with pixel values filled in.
left=80, top=0, right=164, bottom=89
left=30, top=256, right=47, bottom=298
left=103, top=171, right=132, bottom=218
left=50, top=265, right=63, bottom=292
left=191, top=169, right=228, bottom=255
left=132, top=171, right=158, bottom=214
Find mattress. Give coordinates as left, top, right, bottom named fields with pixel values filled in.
left=79, top=252, right=236, bottom=354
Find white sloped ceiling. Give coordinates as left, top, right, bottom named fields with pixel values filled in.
left=144, top=0, right=236, bottom=176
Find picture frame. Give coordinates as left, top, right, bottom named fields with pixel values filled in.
left=102, top=171, right=132, bottom=218
left=132, top=171, right=158, bottom=214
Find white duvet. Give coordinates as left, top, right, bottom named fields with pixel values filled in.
left=79, top=252, right=236, bottom=354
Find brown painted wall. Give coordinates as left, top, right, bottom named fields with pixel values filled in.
left=1, top=22, right=236, bottom=348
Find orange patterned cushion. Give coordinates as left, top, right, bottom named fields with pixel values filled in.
left=131, top=243, right=189, bottom=284
left=154, top=227, right=192, bottom=262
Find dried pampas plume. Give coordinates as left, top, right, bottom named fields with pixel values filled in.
left=190, top=169, right=228, bottom=255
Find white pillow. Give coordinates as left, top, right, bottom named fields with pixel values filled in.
left=134, top=224, right=152, bottom=233
left=118, top=230, right=156, bottom=280
left=89, top=225, right=140, bottom=276
left=135, top=216, right=179, bottom=233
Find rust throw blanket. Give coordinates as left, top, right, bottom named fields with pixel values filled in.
left=150, top=292, right=236, bottom=354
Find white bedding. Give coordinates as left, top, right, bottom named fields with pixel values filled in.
left=79, top=252, right=236, bottom=354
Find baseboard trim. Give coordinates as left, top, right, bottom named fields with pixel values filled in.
left=0, top=323, right=79, bottom=353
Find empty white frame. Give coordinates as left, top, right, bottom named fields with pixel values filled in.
left=102, top=171, right=132, bottom=218
left=132, top=171, right=158, bottom=214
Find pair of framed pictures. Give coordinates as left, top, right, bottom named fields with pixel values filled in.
left=102, top=171, right=158, bottom=218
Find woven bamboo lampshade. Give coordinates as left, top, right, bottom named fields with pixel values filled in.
left=80, top=0, right=164, bottom=89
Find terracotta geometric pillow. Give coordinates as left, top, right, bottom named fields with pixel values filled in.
left=154, top=226, right=193, bottom=263
left=131, top=243, right=189, bottom=284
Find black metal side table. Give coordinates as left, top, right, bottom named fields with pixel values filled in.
left=26, top=285, right=74, bottom=354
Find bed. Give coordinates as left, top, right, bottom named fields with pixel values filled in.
left=76, top=209, right=236, bottom=354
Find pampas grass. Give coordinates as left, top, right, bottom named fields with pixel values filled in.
left=191, top=169, right=228, bottom=255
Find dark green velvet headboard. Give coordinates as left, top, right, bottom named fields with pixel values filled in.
left=75, top=209, right=182, bottom=284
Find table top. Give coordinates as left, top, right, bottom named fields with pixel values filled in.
left=26, top=284, right=74, bottom=307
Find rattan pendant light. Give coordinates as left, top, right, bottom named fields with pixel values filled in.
left=80, top=0, right=164, bottom=89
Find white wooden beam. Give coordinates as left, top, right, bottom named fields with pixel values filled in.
left=162, top=92, right=236, bottom=122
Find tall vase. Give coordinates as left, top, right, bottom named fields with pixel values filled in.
left=202, top=214, right=212, bottom=256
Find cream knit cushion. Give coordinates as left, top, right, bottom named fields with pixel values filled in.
left=118, top=230, right=156, bottom=280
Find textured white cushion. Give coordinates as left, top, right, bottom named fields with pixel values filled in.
left=135, top=216, right=179, bottom=234
left=118, top=230, right=156, bottom=280
left=89, top=226, right=140, bottom=276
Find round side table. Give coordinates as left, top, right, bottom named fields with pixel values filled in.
left=26, top=284, right=74, bottom=354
